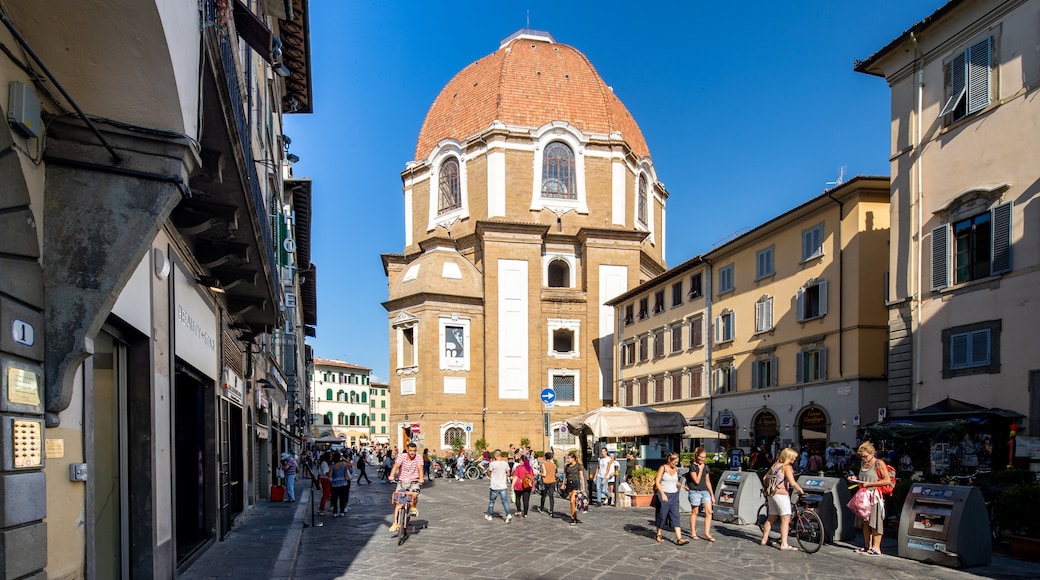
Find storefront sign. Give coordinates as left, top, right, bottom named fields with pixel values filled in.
left=718, top=412, right=734, bottom=428
left=801, top=407, right=827, bottom=426
left=173, top=267, right=218, bottom=379
left=223, top=368, right=244, bottom=405
left=256, top=425, right=269, bottom=440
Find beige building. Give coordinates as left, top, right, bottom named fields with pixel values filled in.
left=0, top=1, right=315, bottom=577
left=856, top=0, right=1039, bottom=429
left=382, top=29, right=668, bottom=451
left=311, top=358, right=372, bottom=447
left=609, top=177, right=891, bottom=452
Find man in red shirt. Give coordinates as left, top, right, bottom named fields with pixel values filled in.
left=388, top=442, right=424, bottom=531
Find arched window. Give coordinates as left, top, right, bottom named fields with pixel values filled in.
left=637, top=174, right=648, bottom=226
left=326, top=388, right=333, bottom=401
left=547, top=259, right=569, bottom=288
left=349, top=392, right=357, bottom=403
left=443, top=427, right=465, bottom=447
left=349, top=413, right=358, bottom=426
left=337, top=390, right=346, bottom=402
left=541, top=142, right=576, bottom=199
left=361, top=392, right=368, bottom=403
left=438, top=157, right=461, bottom=214
left=337, top=412, right=346, bottom=426
left=361, top=414, right=368, bottom=426
left=324, top=412, right=333, bottom=425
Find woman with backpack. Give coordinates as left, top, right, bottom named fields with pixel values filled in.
left=759, top=447, right=805, bottom=551
left=512, top=453, right=534, bottom=517
left=846, top=441, right=891, bottom=556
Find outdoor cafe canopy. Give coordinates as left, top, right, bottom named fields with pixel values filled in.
left=563, top=406, right=687, bottom=439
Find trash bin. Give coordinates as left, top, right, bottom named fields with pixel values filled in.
left=713, top=470, right=762, bottom=524
left=897, top=484, right=991, bottom=568
left=796, top=475, right=855, bottom=542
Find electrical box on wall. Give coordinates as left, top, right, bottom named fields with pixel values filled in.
left=8, top=81, right=41, bottom=138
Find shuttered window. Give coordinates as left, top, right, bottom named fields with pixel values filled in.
left=755, top=296, right=773, bottom=332
left=932, top=202, right=1012, bottom=290
left=941, top=38, right=992, bottom=122
left=802, top=224, right=824, bottom=261
left=950, top=329, right=990, bottom=369
left=796, top=280, right=828, bottom=321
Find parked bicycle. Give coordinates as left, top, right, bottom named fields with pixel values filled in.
left=756, top=492, right=825, bottom=553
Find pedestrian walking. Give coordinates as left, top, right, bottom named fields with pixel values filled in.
left=539, top=452, right=557, bottom=516
left=317, top=451, right=332, bottom=515
left=685, top=447, right=715, bottom=541
left=846, top=441, right=891, bottom=556
left=356, top=451, right=372, bottom=484
left=329, top=452, right=350, bottom=517
left=654, top=452, right=688, bottom=545
left=561, top=452, right=586, bottom=525
left=594, top=447, right=610, bottom=507
left=281, top=452, right=298, bottom=502
left=759, top=447, right=806, bottom=551
left=605, top=451, right=618, bottom=506
left=512, top=453, right=534, bottom=517
left=485, top=449, right=513, bottom=523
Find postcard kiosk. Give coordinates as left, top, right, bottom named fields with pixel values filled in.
left=714, top=470, right=762, bottom=524
left=796, top=475, right=855, bottom=542
left=898, top=484, right=991, bottom=568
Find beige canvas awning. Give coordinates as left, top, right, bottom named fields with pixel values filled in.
left=563, top=406, right=687, bottom=438
left=683, top=425, right=728, bottom=439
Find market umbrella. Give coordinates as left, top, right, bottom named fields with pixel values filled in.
left=312, top=435, right=344, bottom=444
left=563, top=406, right=687, bottom=439
left=801, top=429, right=827, bottom=440
left=683, top=425, right=728, bottom=439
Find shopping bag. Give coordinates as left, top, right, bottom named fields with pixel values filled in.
left=846, top=486, right=872, bottom=519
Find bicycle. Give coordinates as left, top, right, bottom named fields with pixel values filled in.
left=390, top=481, right=421, bottom=545
left=756, top=493, right=824, bottom=553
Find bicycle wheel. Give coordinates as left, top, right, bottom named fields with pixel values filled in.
left=794, top=509, right=824, bottom=553
left=756, top=502, right=769, bottom=534
left=466, top=466, right=481, bottom=480
left=397, top=505, right=408, bottom=545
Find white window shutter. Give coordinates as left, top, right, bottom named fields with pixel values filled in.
left=818, top=281, right=828, bottom=317
left=796, top=352, right=804, bottom=383
left=755, top=302, right=763, bottom=332
left=714, top=316, right=721, bottom=343
left=765, top=298, right=773, bottom=329
left=991, top=202, right=1012, bottom=274
left=966, top=38, right=990, bottom=114
left=819, top=347, right=828, bottom=381
left=931, top=225, right=950, bottom=291
left=796, top=288, right=805, bottom=322
left=751, top=361, right=760, bottom=389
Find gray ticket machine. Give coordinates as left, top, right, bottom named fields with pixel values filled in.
left=714, top=470, right=762, bottom=524
left=796, top=475, right=855, bottom=542
left=898, top=484, right=991, bottom=568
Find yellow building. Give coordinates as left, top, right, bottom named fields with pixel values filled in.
left=382, top=29, right=668, bottom=451
left=369, top=380, right=391, bottom=445
left=609, top=177, right=890, bottom=452
left=856, top=0, right=1040, bottom=428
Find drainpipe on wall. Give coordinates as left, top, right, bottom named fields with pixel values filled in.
left=825, top=192, right=844, bottom=378
left=910, top=32, right=924, bottom=406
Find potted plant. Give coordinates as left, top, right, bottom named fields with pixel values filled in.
left=629, top=467, right=657, bottom=507
left=994, top=483, right=1040, bottom=559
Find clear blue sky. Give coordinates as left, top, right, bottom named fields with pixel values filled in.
left=285, top=1, right=945, bottom=380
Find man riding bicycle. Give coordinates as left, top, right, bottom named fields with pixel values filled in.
left=388, top=442, right=424, bottom=532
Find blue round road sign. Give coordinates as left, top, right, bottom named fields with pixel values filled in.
left=540, top=388, right=556, bottom=404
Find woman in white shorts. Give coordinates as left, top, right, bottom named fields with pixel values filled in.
left=759, top=447, right=805, bottom=551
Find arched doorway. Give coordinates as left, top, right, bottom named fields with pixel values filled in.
left=798, top=407, right=828, bottom=454
left=752, top=410, right=779, bottom=461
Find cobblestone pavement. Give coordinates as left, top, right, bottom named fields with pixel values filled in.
left=288, top=476, right=1040, bottom=580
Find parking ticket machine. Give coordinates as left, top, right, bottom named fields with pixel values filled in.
left=796, top=475, right=855, bottom=542
left=898, top=484, right=991, bottom=568
left=713, top=470, right=762, bottom=524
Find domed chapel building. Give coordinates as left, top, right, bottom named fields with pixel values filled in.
left=382, top=29, right=668, bottom=450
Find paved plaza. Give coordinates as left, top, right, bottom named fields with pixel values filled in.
left=183, top=475, right=1040, bottom=579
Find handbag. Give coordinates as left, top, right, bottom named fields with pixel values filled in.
left=846, top=486, right=873, bottom=519
left=650, top=492, right=661, bottom=508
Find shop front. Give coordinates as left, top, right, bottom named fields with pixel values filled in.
left=798, top=406, right=829, bottom=453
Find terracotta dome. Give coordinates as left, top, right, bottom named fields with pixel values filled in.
left=414, top=30, right=650, bottom=162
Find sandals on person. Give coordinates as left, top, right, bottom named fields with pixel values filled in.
left=778, top=544, right=799, bottom=551
left=676, top=538, right=690, bottom=546
left=655, top=534, right=664, bottom=543
left=865, top=549, right=881, bottom=556
left=703, top=535, right=716, bottom=542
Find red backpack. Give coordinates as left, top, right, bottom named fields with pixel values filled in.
left=875, top=461, right=896, bottom=495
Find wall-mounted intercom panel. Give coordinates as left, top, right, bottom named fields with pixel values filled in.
left=1, top=416, right=44, bottom=470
